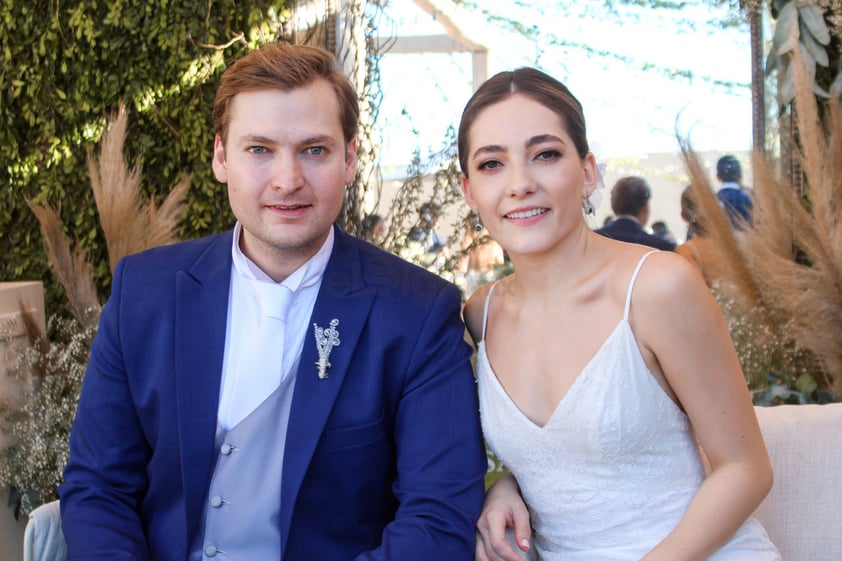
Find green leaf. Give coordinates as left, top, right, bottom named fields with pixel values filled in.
left=797, top=3, right=830, bottom=46
left=813, top=83, right=830, bottom=99
left=799, top=22, right=828, bottom=67
left=831, top=72, right=842, bottom=97
left=779, top=60, right=796, bottom=105
left=794, top=374, right=818, bottom=395
left=772, top=1, right=799, bottom=51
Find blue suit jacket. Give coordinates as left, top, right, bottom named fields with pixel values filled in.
left=717, top=186, right=753, bottom=228
left=60, top=226, right=486, bottom=561
left=595, top=217, right=676, bottom=251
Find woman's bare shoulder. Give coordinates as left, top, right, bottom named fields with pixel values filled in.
left=463, top=282, right=494, bottom=345
left=628, top=249, right=717, bottom=332
left=637, top=249, right=704, bottom=297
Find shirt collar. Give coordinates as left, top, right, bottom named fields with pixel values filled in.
left=231, top=222, right=334, bottom=291
left=615, top=214, right=641, bottom=225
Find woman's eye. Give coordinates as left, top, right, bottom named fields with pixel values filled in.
left=536, top=149, right=560, bottom=161
left=478, top=160, right=501, bottom=171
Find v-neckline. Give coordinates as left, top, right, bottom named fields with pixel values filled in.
left=479, top=320, right=629, bottom=429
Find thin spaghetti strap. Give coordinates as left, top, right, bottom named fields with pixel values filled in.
left=481, top=282, right=499, bottom=341
left=624, top=251, right=658, bottom=321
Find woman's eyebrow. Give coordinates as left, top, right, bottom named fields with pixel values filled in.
left=526, top=134, right=563, bottom=148
left=471, top=144, right=506, bottom=160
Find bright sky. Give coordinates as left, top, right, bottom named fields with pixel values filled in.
left=376, top=0, right=756, bottom=166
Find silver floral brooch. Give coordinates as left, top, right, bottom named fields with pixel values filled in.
left=313, top=319, right=340, bottom=379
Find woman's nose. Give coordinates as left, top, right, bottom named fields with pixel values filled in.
left=506, top=163, right=537, bottom=197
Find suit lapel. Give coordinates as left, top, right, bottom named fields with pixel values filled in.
left=280, top=228, right=376, bottom=547
left=174, top=232, right=233, bottom=540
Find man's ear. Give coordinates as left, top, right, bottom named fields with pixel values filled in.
left=344, top=138, right=358, bottom=186
left=212, top=135, right=228, bottom=183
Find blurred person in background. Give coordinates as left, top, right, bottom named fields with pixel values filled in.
left=715, top=155, right=752, bottom=228
left=595, top=176, right=676, bottom=251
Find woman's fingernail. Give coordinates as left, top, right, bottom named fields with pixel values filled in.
left=521, top=539, right=530, bottom=549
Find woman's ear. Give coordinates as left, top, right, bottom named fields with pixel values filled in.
left=461, top=174, right=476, bottom=209
left=581, top=152, right=599, bottom=196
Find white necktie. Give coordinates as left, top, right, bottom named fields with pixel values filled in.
left=221, top=281, right=293, bottom=429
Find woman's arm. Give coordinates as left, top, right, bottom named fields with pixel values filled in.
left=475, top=473, right=534, bottom=561
left=633, top=253, right=773, bottom=561
left=465, top=282, right=534, bottom=561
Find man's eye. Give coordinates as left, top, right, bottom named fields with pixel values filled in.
left=248, top=146, right=268, bottom=154
left=307, top=146, right=325, bottom=156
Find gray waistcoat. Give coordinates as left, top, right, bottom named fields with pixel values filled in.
left=190, top=372, right=296, bottom=561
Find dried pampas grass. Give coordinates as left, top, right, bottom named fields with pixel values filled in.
left=4, top=103, right=187, bottom=515
left=25, top=201, right=100, bottom=332
left=89, top=103, right=190, bottom=272
left=26, top=103, right=189, bottom=326
left=681, top=51, right=842, bottom=398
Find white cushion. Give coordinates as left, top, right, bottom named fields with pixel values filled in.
left=753, top=404, right=842, bottom=561
left=23, top=500, right=66, bottom=561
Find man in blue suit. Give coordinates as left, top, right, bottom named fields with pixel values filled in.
left=59, top=42, right=486, bottom=561
left=595, top=176, right=676, bottom=251
left=715, top=154, right=753, bottom=229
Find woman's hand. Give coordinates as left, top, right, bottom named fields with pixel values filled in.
left=475, top=473, right=533, bottom=561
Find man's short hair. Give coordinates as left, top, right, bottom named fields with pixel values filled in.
left=212, top=41, right=359, bottom=147
left=716, top=155, right=742, bottom=182
left=610, top=176, right=651, bottom=217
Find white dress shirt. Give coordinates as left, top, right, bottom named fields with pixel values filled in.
left=217, top=223, right=334, bottom=430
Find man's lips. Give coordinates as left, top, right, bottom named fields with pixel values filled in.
left=266, top=203, right=309, bottom=210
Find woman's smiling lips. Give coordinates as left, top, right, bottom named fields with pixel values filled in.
left=504, top=207, right=548, bottom=223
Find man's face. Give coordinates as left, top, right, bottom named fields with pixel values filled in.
left=212, top=79, right=357, bottom=280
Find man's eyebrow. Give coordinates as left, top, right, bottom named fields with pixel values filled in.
left=299, top=135, right=338, bottom=146
left=238, top=134, right=274, bottom=145
left=235, top=134, right=339, bottom=146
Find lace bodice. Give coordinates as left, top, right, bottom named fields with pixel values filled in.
left=477, top=252, right=780, bottom=560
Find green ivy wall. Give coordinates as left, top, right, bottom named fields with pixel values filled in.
left=0, top=1, right=288, bottom=315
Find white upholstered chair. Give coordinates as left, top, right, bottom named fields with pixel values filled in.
left=22, top=499, right=65, bottom=561
left=23, top=404, right=842, bottom=561
left=752, top=403, right=842, bottom=561
left=503, top=403, right=842, bottom=561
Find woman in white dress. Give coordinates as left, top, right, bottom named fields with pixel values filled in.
left=457, top=67, right=781, bottom=561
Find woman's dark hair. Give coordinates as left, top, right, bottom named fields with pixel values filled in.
left=457, top=67, right=589, bottom=177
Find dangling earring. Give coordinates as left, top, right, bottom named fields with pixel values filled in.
left=583, top=194, right=596, bottom=216
left=474, top=216, right=483, bottom=232
left=583, top=162, right=606, bottom=216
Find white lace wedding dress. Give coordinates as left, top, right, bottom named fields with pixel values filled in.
left=477, top=253, right=781, bottom=561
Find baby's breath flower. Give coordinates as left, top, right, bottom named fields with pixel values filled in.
left=0, top=311, right=96, bottom=516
